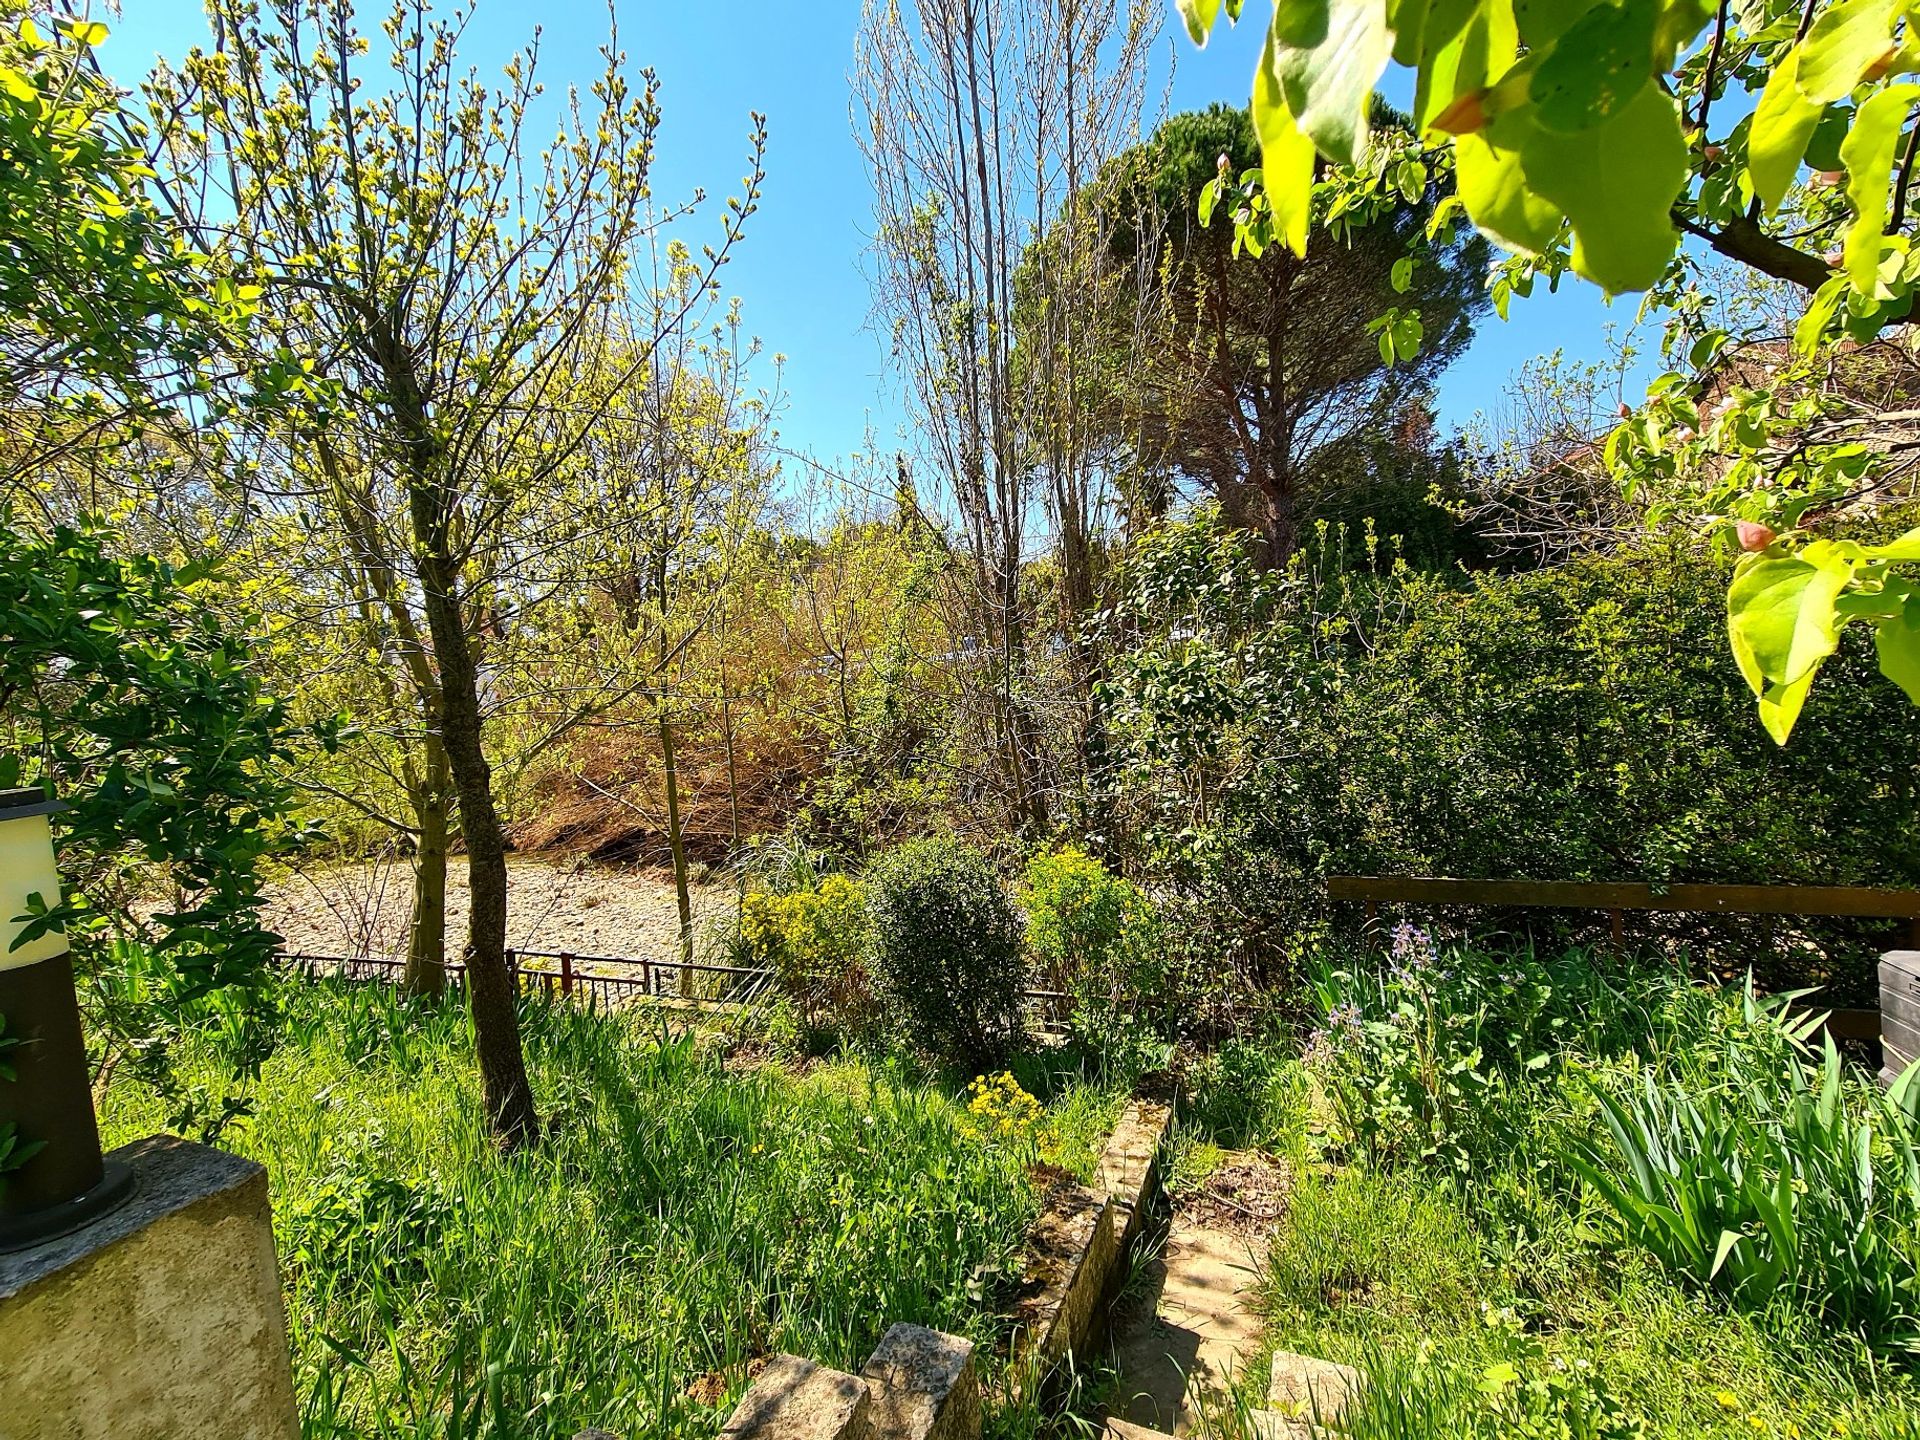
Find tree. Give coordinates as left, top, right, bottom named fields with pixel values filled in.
left=1178, top=0, right=1920, bottom=743
left=1097, top=103, right=1488, bottom=565
left=0, top=4, right=268, bottom=526
left=855, top=0, right=1159, bottom=837
left=0, top=517, right=307, bottom=1139
left=148, top=0, right=762, bottom=1147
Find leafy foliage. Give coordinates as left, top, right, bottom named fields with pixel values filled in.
left=740, top=873, right=874, bottom=1035
left=1099, top=513, right=1920, bottom=994
left=865, top=837, right=1028, bottom=1073
left=102, top=983, right=1046, bottom=1439
left=0, top=517, right=306, bottom=1135
left=1576, top=1037, right=1920, bottom=1350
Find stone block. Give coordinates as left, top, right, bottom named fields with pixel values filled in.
left=859, top=1322, right=978, bottom=1440
left=721, top=1353, right=874, bottom=1440
left=1097, top=1100, right=1170, bottom=1256
left=1268, top=1351, right=1364, bottom=1429
left=1019, top=1185, right=1119, bottom=1372
left=0, top=1134, right=297, bottom=1440
left=1103, top=1418, right=1177, bottom=1440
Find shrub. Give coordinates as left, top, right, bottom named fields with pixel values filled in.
left=866, top=837, right=1026, bottom=1072
left=1101, top=518, right=1920, bottom=998
left=1020, top=846, right=1167, bottom=1069
left=741, top=874, right=874, bottom=1034
left=1575, top=1035, right=1920, bottom=1351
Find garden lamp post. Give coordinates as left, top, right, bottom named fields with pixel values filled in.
left=0, top=786, right=131, bottom=1251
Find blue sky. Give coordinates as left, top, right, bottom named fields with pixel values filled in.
left=102, top=2, right=1651, bottom=465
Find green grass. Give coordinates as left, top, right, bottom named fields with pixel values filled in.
left=100, top=983, right=1054, bottom=1440
left=1193, top=946, right=1920, bottom=1440
left=1257, top=1155, right=1920, bottom=1439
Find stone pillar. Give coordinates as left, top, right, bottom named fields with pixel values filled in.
left=0, top=1134, right=299, bottom=1440
left=1882, top=950, right=1920, bottom=1089
left=859, top=1324, right=979, bottom=1440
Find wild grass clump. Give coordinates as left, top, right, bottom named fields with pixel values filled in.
left=1177, top=942, right=1920, bottom=1440
left=100, top=982, right=1042, bottom=1440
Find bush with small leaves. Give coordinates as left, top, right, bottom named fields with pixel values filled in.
left=866, top=838, right=1026, bottom=1072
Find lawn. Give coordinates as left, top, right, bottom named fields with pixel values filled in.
left=99, top=984, right=1076, bottom=1440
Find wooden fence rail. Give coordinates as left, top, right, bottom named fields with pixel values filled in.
left=1327, top=875, right=1917, bottom=1043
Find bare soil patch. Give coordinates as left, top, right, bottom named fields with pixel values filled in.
left=264, top=855, right=728, bottom=963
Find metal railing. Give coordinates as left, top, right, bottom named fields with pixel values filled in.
left=282, top=948, right=1072, bottom=1029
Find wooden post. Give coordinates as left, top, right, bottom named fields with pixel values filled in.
left=560, top=951, right=574, bottom=998
left=1609, top=908, right=1623, bottom=953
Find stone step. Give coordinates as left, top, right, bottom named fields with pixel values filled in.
left=720, top=1354, right=873, bottom=1440
left=1266, top=1350, right=1365, bottom=1431
left=859, top=1324, right=978, bottom=1440
left=1103, top=1418, right=1178, bottom=1440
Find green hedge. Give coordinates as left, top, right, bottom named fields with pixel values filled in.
left=1100, top=520, right=1920, bottom=1001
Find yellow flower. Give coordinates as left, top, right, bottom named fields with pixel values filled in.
left=1715, top=1392, right=1741, bottom=1413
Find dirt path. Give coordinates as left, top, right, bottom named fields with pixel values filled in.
left=1107, top=1156, right=1288, bottom=1436
left=263, top=855, right=729, bottom=962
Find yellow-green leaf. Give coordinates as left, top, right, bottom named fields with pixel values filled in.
left=1841, top=83, right=1920, bottom=292
left=1748, top=49, right=1827, bottom=215
left=1867, top=526, right=1920, bottom=561
left=1455, top=130, right=1560, bottom=253
left=1875, top=598, right=1920, bottom=703
left=1256, top=30, right=1319, bottom=256
left=1528, top=1, right=1658, bottom=133
left=1727, top=549, right=1851, bottom=696
left=1417, top=0, right=1517, bottom=132
left=1272, top=0, right=1395, bottom=165
left=1178, top=0, right=1225, bottom=45
left=1796, top=0, right=1896, bottom=104
left=1518, top=81, right=1685, bottom=293
left=1757, top=669, right=1818, bottom=745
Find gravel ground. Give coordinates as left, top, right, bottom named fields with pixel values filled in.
left=264, top=855, right=730, bottom=963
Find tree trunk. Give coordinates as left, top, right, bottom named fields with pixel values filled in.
left=419, top=551, right=539, bottom=1148
left=402, top=802, right=449, bottom=996
left=400, top=749, right=452, bottom=997
left=659, top=704, right=697, bottom=996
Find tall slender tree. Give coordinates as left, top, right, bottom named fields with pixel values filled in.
left=855, top=0, right=1158, bottom=837
left=148, top=0, right=763, bottom=1146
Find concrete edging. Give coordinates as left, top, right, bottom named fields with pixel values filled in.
left=711, top=1095, right=1172, bottom=1440
left=1016, top=1098, right=1172, bottom=1379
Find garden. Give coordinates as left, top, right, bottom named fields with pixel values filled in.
left=8, top=0, right=1920, bottom=1436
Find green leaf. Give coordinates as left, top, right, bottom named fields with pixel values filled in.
left=1456, top=130, right=1561, bottom=253
left=1708, top=1227, right=1745, bottom=1280
left=1272, top=0, right=1395, bottom=165
left=1416, top=0, right=1516, bottom=131
left=1874, top=595, right=1920, bottom=702
left=1391, top=255, right=1415, bottom=291
left=1256, top=31, right=1320, bottom=257
left=1795, top=0, right=1896, bottom=105
left=1726, top=550, right=1851, bottom=699
left=1178, top=0, right=1225, bottom=45
left=1529, top=1, right=1659, bottom=133
left=1794, top=274, right=1850, bottom=352
left=1517, top=81, right=1685, bottom=292
left=1749, top=50, right=1827, bottom=215
left=1511, top=0, right=1589, bottom=48
left=1840, top=83, right=1920, bottom=292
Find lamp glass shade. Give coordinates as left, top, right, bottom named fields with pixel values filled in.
left=0, top=809, right=67, bottom=971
